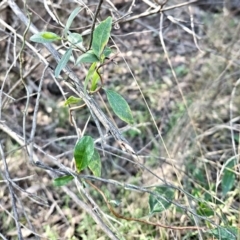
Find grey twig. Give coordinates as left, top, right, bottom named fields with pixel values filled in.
left=121, top=0, right=199, bottom=23
left=0, top=232, right=8, bottom=240
left=62, top=186, right=119, bottom=240
left=29, top=64, right=48, bottom=164
left=0, top=143, right=23, bottom=240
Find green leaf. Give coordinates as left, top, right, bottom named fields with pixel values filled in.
left=84, top=63, right=97, bottom=93
left=222, top=158, right=235, bottom=196
left=105, top=89, right=134, bottom=124
left=67, top=32, right=84, bottom=49
left=65, top=7, right=81, bottom=33
left=55, top=48, right=72, bottom=77
left=103, top=47, right=112, bottom=58
left=149, top=186, right=174, bottom=214
left=64, top=96, right=82, bottom=106
left=92, top=17, right=112, bottom=58
left=197, top=202, right=214, bottom=217
left=53, top=175, right=74, bottom=186
left=30, top=32, right=61, bottom=43
left=208, top=226, right=238, bottom=239
left=90, top=70, right=100, bottom=91
left=88, top=149, right=101, bottom=177
left=74, top=136, right=95, bottom=172
left=76, top=51, right=99, bottom=64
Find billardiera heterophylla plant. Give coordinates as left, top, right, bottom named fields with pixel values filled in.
left=30, top=8, right=178, bottom=226
left=29, top=8, right=239, bottom=238
left=30, top=7, right=134, bottom=184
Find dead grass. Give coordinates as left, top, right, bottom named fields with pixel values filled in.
left=0, top=0, right=240, bottom=239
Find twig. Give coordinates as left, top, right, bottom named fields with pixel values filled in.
left=154, top=0, right=168, bottom=8
left=0, top=52, right=20, bottom=119
left=127, top=0, right=136, bottom=13
left=88, top=0, right=104, bottom=50
left=0, top=144, right=23, bottom=240
left=141, top=0, right=156, bottom=8
left=19, top=0, right=31, bottom=150
left=43, top=0, right=59, bottom=23
left=0, top=233, right=8, bottom=240
left=62, top=186, right=120, bottom=240
left=188, top=5, right=203, bottom=52
left=166, top=15, right=201, bottom=39
left=120, top=0, right=199, bottom=23
left=0, top=201, right=44, bottom=238
left=29, top=65, right=48, bottom=164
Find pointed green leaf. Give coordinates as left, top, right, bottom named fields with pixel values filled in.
left=65, top=7, right=81, bottom=33
left=88, top=149, right=101, bottom=177
left=149, top=186, right=174, bottom=214
left=84, top=63, right=96, bottom=93
left=222, top=158, right=235, bottom=196
left=41, top=32, right=61, bottom=40
left=92, top=17, right=112, bottom=58
left=105, top=89, right=134, bottom=124
left=76, top=51, right=99, bottom=64
left=90, top=70, right=100, bottom=91
left=197, top=202, right=214, bottom=217
left=208, top=226, right=238, bottom=239
left=67, top=32, right=84, bottom=49
left=55, top=48, right=72, bottom=77
left=103, top=47, right=112, bottom=58
left=64, top=96, right=82, bottom=106
left=53, top=175, right=74, bottom=186
left=30, top=32, right=61, bottom=43
left=74, top=136, right=95, bottom=172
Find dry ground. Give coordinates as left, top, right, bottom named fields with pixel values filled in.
left=0, top=0, right=240, bottom=239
